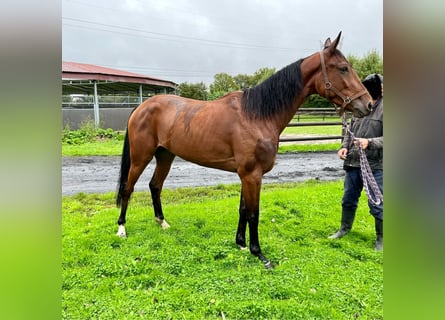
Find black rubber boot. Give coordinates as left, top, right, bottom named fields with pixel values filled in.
left=328, top=208, right=356, bottom=239
left=374, top=218, right=383, bottom=251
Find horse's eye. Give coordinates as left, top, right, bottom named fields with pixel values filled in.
left=340, top=66, right=348, bottom=74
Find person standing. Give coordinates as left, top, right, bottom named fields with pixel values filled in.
left=328, top=73, right=383, bottom=251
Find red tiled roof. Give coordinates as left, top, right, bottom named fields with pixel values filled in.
left=62, top=61, right=177, bottom=88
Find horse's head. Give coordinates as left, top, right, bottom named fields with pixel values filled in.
left=315, top=32, right=373, bottom=117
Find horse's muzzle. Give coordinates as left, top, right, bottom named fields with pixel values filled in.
left=353, top=107, right=370, bottom=118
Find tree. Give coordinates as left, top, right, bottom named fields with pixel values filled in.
left=209, top=73, right=239, bottom=99
left=233, top=74, right=252, bottom=90
left=251, top=67, right=276, bottom=86
left=347, top=49, right=383, bottom=79
left=208, top=68, right=277, bottom=100
left=301, top=94, right=332, bottom=109
left=178, top=82, right=208, bottom=100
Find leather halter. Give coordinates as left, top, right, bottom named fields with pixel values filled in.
left=319, top=50, right=368, bottom=113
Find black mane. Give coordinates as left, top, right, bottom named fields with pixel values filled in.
left=241, top=59, right=304, bottom=119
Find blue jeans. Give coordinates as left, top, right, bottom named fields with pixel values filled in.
left=342, top=168, right=383, bottom=220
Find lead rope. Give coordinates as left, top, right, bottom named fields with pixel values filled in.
left=342, top=117, right=383, bottom=206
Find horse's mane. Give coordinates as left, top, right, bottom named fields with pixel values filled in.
left=241, top=59, right=304, bottom=119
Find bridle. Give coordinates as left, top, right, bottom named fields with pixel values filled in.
left=319, top=50, right=368, bottom=113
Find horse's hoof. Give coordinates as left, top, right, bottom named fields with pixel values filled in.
left=238, top=245, right=248, bottom=251
left=116, top=225, right=127, bottom=238
left=160, top=220, right=170, bottom=229
left=264, top=261, right=273, bottom=269
left=155, top=218, right=170, bottom=229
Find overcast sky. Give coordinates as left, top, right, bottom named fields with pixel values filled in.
left=62, top=0, right=382, bottom=86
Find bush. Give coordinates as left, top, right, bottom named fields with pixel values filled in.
left=62, top=119, right=122, bottom=145
left=96, top=128, right=118, bottom=139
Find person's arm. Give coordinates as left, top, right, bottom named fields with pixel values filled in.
left=341, top=134, right=352, bottom=149
left=368, top=136, right=383, bottom=149
left=339, top=118, right=355, bottom=159
left=338, top=147, right=348, bottom=160
left=341, top=118, right=355, bottom=149
left=339, top=127, right=353, bottom=160
left=355, top=136, right=383, bottom=150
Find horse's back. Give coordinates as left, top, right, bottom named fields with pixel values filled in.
left=126, top=93, right=246, bottom=170
left=129, top=93, right=243, bottom=130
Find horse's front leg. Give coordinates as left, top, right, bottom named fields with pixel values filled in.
left=236, top=190, right=248, bottom=249
left=240, top=173, right=273, bottom=269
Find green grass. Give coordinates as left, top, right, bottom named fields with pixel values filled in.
left=282, top=123, right=341, bottom=136
left=278, top=143, right=339, bottom=153
left=62, top=139, right=124, bottom=156
left=62, top=139, right=340, bottom=156
left=62, top=181, right=383, bottom=319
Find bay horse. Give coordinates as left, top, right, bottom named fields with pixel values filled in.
left=116, top=32, right=372, bottom=268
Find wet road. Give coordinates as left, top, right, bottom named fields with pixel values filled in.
left=62, top=152, right=344, bottom=196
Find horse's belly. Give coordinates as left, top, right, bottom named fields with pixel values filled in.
left=177, top=152, right=238, bottom=173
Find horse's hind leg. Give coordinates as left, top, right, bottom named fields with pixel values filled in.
left=117, top=160, right=152, bottom=237
left=149, top=147, right=175, bottom=229
left=117, top=149, right=154, bottom=237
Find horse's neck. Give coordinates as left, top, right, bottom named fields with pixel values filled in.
left=274, top=87, right=312, bottom=135
left=273, top=54, right=320, bottom=132
left=266, top=53, right=321, bottom=136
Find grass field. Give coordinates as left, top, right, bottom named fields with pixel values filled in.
left=62, top=181, right=383, bottom=319
left=61, top=139, right=340, bottom=156
left=282, top=117, right=342, bottom=136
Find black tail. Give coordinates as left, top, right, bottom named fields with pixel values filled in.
left=116, top=128, right=131, bottom=207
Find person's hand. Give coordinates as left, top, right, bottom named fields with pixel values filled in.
left=354, top=138, right=369, bottom=149
left=338, top=148, right=348, bottom=160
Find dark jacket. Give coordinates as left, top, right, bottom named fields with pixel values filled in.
left=342, top=98, right=383, bottom=171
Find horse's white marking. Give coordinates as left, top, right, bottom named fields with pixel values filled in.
left=116, top=225, right=127, bottom=238
left=155, top=217, right=170, bottom=229
left=161, top=220, right=170, bottom=229
left=239, top=245, right=248, bottom=251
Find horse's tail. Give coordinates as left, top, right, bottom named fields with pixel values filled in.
left=116, top=127, right=130, bottom=207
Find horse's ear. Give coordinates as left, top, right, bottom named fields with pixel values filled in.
left=328, top=31, right=342, bottom=54
left=323, top=37, right=332, bottom=48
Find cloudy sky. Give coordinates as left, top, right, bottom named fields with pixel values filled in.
left=62, top=0, right=382, bottom=86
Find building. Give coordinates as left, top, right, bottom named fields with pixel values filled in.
left=62, top=61, right=178, bottom=130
